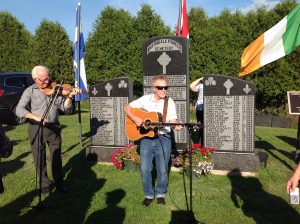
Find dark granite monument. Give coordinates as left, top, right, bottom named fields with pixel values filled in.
left=203, top=74, right=260, bottom=172
left=142, top=36, right=189, bottom=148
left=87, top=77, right=133, bottom=162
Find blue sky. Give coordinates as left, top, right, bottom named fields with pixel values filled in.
left=0, top=0, right=292, bottom=40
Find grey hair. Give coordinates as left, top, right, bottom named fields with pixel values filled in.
left=151, top=74, right=169, bottom=87
left=31, top=65, right=49, bottom=80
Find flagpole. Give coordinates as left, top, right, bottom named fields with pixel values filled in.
left=178, top=0, right=182, bottom=35
left=76, top=3, right=83, bottom=149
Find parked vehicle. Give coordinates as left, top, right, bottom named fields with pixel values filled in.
left=0, top=72, right=34, bottom=125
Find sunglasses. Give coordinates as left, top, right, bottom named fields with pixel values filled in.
left=155, top=86, right=169, bottom=90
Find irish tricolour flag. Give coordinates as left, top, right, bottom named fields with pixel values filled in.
left=239, top=4, right=300, bottom=77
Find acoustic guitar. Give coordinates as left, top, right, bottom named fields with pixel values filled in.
left=125, top=108, right=202, bottom=141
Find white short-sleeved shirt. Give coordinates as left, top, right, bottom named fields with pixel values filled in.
left=130, top=94, right=178, bottom=133
left=195, top=83, right=204, bottom=111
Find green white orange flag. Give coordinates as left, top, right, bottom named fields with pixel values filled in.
left=239, top=4, right=300, bottom=77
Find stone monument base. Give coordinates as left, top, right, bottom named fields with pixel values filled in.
left=86, top=146, right=120, bottom=163
left=212, top=152, right=261, bottom=173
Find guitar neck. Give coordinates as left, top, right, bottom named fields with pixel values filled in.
left=148, top=122, right=202, bottom=128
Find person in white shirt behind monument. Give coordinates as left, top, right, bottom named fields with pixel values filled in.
left=190, top=77, right=204, bottom=145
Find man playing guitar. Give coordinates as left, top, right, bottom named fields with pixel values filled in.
left=124, top=74, right=183, bottom=207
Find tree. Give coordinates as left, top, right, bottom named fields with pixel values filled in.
left=85, top=7, right=136, bottom=85
left=30, top=19, right=73, bottom=82
left=0, top=12, right=32, bottom=72
left=85, top=5, right=171, bottom=91
left=132, top=4, right=171, bottom=95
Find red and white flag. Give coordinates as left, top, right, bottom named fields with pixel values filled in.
left=176, top=0, right=189, bottom=38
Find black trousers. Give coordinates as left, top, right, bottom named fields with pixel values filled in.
left=196, top=110, right=204, bottom=145
left=28, top=123, right=63, bottom=188
left=0, top=171, right=4, bottom=194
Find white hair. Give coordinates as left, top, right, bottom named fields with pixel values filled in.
left=31, top=65, right=49, bottom=80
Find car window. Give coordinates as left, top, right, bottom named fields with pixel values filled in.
left=5, top=77, right=29, bottom=88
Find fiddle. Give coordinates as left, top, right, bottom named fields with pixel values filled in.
left=41, top=81, right=84, bottom=96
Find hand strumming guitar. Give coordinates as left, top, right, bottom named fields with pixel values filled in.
left=124, top=104, right=144, bottom=127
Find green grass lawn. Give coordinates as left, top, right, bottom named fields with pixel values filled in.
left=0, top=111, right=300, bottom=224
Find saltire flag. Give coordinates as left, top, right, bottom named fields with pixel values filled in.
left=74, top=2, right=88, bottom=101
left=239, top=4, right=300, bottom=77
left=176, top=0, right=189, bottom=38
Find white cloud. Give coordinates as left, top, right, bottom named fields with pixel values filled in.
left=240, top=0, right=279, bottom=14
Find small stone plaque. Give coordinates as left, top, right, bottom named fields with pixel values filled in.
left=88, top=77, right=133, bottom=161
left=287, top=91, right=300, bottom=115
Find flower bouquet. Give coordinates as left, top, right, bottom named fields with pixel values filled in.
left=175, top=143, right=215, bottom=177
left=111, top=143, right=140, bottom=170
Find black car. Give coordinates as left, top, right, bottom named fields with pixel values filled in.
left=0, top=72, right=34, bottom=125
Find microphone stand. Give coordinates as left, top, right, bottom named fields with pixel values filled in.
left=185, top=124, right=204, bottom=224
left=31, top=86, right=61, bottom=209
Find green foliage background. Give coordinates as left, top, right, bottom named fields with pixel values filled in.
left=0, top=0, right=299, bottom=114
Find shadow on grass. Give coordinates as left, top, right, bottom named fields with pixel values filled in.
left=85, top=189, right=126, bottom=224
left=0, top=151, right=31, bottom=177
left=229, top=169, right=300, bottom=223
left=0, top=149, right=106, bottom=224
left=255, top=135, right=295, bottom=171
left=61, top=130, right=90, bottom=155
left=277, top=136, right=297, bottom=148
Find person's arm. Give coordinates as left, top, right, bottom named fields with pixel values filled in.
left=15, top=87, right=44, bottom=122
left=286, top=163, right=300, bottom=193
left=190, top=77, right=203, bottom=92
left=167, top=99, right=183, bottom=131
left=124, top=104, right=143, bottom=127
left=63, top=87, right=82, bottom=108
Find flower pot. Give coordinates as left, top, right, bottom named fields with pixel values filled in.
left=124, top=159, right=139, bottom=173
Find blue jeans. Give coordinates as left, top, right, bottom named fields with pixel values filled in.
left=140, top=134, right=171, bottom=198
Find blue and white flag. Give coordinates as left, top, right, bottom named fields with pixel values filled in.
left=74, top=3, right=88, bottom=101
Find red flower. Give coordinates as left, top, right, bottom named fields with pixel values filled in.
left=201, top=147, right=207, bottom=155
left=192, top=143, right=202, bottom=150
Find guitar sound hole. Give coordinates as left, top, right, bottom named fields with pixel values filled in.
left=144, top=119, right=151, bottom=126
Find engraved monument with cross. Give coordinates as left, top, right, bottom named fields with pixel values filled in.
left=142, top=36, right=189, bottom=149
left=204, top=74, right=260, bottom=173
left=87, top=77, right=133, bottom=162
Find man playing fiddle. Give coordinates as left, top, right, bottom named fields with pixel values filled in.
left=16, top=65, right=81, bottom=194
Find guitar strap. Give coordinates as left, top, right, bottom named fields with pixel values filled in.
left=162, top=96, right=168, bottom=123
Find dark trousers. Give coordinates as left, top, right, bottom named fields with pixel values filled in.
left=28, top=123, right=63, bottom=188
left=196, top=110, right=204, bottom=145
left=0, top=171, right=4, bottom=194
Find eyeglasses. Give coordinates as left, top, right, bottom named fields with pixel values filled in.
left=155, top=86, right=169, bottom=90
left=37, top=77, right=49, bottom=83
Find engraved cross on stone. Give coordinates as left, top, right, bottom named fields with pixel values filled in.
left=105, top=83, right=112, bottom=96
left=223, top=79, right=233, bottom=95
left=157, top=52, right=171, bottom=74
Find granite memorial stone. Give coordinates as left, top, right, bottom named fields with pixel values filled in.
left=203, top=74, right=260, bottom=172
left=87, top=77, right=133, bottom=162
left=142, top=36, right=189, bottom=147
